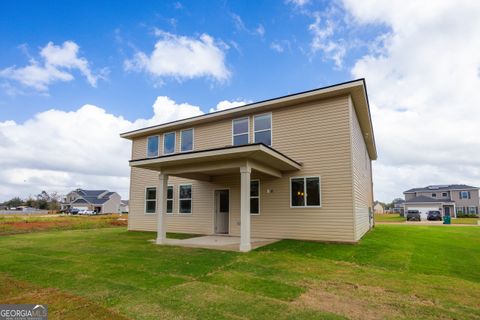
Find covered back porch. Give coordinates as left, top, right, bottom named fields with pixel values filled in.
left=130, top=143, right=301, bottom=252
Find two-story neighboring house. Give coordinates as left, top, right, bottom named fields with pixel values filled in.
left=403, top=184, right=480, bottom=218
left=120, top=79, right=377, bottom=252
left=63, top=189, right=122, bottom=214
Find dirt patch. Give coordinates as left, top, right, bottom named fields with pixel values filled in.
left=0, top=273, right=129, bottom=320
left=292, top=281, right=439, bottom=320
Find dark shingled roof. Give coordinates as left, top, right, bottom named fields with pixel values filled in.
left=405, top=195, right=454, bottom=204
left=77, top=189, right=108, bottom=197
left=404, top=184, right=478, bottom=193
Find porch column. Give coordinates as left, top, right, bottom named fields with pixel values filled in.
left=156, top=173, right=169, bottom=244
left=240, top=165, right=251, bottom=252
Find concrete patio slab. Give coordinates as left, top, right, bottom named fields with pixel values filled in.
left=152, top=235, right=279, bottom=252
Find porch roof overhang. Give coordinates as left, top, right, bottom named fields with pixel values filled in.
left=129, top=143, right=301, bottom=180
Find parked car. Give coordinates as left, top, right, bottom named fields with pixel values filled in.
left=427, top=210, right=442, bottom=221
left=406, top=210, right=421, bottom=221
left=68, top=208, right=79, bottom=215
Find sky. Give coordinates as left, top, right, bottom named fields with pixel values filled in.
left=1, top=0, right=479, bottom=202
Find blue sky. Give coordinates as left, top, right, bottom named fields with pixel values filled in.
left=0, top=0, right=377, bottom=122
left=1, top=0, right=480, bottom=202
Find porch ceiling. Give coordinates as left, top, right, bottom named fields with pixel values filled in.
left=129, top=143, right=301, bottom=180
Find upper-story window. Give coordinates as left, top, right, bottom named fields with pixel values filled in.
left=180, top=128, right=194, bottom=152
left=147, top=136, right=159, bottom=158
left=431, top=193, right=436, bottom=198
left=442, top=192, right=448, bottom=197
left=460, top=191, right=471, bottom=199
left=163, top=132, right=176, bottom=154
left=254, top=113, right=272, bottom=146
left=232, top=117, right=249, bottom=146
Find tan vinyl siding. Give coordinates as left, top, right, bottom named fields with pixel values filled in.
left=128, top=95, right=360, bottom=242
left=349, top=97, right=373, bottom=240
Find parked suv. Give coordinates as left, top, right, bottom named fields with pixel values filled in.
left=427, top=210, right=442, bottom=221
left=406, top=210, right=421, bottom=221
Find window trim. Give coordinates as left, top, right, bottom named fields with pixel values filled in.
left=232, top=117, right=250, bottom=146
left=178, top=183, right=193, bottom=215
left=253, top=112, right=272, bottom=146
left=289, top=176, right=322, bottom=208
left=250, top=179, right=260, bottom=215
left=460, top=191, right=470, bottom=199
left=166, top=185, right=174, bottom=214
left=146, top=135, right=160, bottom=158
left=163, top=131, right=176, bottom=155
left=144, top=186, right=157, bottom=214
left=468, top=206, right=477, bottom=214
left=180, top=128, right=194, bottom=152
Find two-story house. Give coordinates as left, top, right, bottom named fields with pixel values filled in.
left=63, top=189, right=122, bottom=214
left=403, top=184, right=479, bottom=218
left=120, top=79, right=377, bottom=252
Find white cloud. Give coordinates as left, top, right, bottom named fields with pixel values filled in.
left=124, top=30, right=230, bottom=83
left=231, top=14, right=265, bottom=37
left=0, top=96, right=252, bottom=201
left=285, top=0, right=310, bottom=7
left=209, top=100, right=251, bottom=113
left=309, top=11, right=346, bottom=67
left=342, top=0, right=480, bottom=201
left=270, top=42, right=284, bottom=53
left=0, top=41, right=105, bottom=92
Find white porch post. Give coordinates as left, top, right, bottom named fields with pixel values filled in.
left=156, top=173, right=169, bottom=244
left=240, top=164, right=251, bottom=252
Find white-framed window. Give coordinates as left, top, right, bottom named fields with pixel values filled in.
left=250, top=180, right=260, bottom=215
left=442, top=192, right=448, bottom=197
left=179, top=184, right=192, bottom=214
left=468, top=206, right=477, bottom=214
left=145, top=187, right=156, bottom=214
left=163, top=132, right=176, bottom=154
left=460, top=191, right=471, bottom=199
left=146, top=136, right=159, bottom=158
left=180, top=128, right=194, bottom=152
left=290, top=176, right=321, bottom=207
left=254, top=113, right=272, bottom=146
left=457, top=207, right=464, bottom=214
left=232, top=117, right=249, bottom=146
left=167, top=186, right=173, bottom=214
left=431, top=193, right=436, bottom=198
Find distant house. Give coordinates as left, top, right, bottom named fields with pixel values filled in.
left=120, top=200, right=129, bottom=213
left=392, top=198, right=405, bottom=214
left=63, top=189, right=122, bottom=214
left=374, top=203, right=384, bottom=214
left=403, top=184, right=479, bottom=219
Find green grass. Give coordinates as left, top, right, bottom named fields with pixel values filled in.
left=452, top=217, right=479, bottom=225
left=375, top=213, right=406, bottom=222
left=0, top=226, right=479, bottom=319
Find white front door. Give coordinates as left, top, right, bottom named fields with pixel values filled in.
left=214, top=190, right=229, bottom=234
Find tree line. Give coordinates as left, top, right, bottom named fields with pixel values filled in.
left=1, top=191, right=63, bottom=210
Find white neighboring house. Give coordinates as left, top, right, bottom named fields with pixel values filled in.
left=120, top=200, right=129, bottom=213
left=374, top=203, right=384, bottom=214
left=63, top=189, right=122, bottom=214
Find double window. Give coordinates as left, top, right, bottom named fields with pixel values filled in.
left=167, top=186, right=173, bottom=214
left=145, top=187, right=157, bottom=213
left=254, top=113, right=272, bottom=146
left=250, top=180, right=260, bottom=214
left=147, top=136, right=159, bottom=158
left=290, top=177, right=321, bottom=207
left=460, top=191, right=471, bottom=199
left=180, top=128, right=194, bottom=152
left=163, top=132, right=176, bottom=154
left=232, top=118, right=249, bottom=146
left=179, top=184, right=192, bottom=214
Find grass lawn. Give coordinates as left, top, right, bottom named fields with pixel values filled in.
left=452, top=217, right=479, bottom=225
left=375, top=213, right=406, bottom=222
left=0, top=226, right=479, bottom=319
left=0, top=214, right=127, bottom=235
